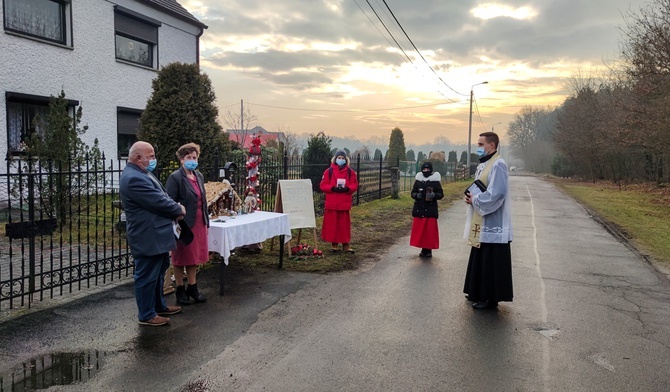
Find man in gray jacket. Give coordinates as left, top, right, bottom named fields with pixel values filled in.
left=120, top=141, right=185, bottom=326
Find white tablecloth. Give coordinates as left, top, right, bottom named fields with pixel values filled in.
left=208, top=211, right=292, bottom=264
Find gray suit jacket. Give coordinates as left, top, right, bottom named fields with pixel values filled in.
left=120, top=163, right=183, bottom=257
left=166, top=167, right=209, bottom=229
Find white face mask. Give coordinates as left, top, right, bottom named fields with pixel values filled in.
left=336, top=158, right=346, bottom=166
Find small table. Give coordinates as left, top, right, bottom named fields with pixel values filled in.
left=208, top=211, right=292, bottom=294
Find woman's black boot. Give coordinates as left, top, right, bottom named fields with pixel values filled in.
left=175, top=285, right=191, bottom=305
left=186, top=283, right=207, bottom=303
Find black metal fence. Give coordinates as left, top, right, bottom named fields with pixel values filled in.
left=0, top=152, right=398, bottom=311
left=0, top=155, right=132, bottom=312
left=154, top=153, right=397, bottom=215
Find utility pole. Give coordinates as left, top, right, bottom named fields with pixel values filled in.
left=467, top=81, right=488, bottom=169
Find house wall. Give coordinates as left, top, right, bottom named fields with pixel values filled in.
left=0, top=0, right=201, bottom=167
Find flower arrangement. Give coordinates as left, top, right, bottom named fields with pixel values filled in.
left=290, top=243, right=323, bottom=260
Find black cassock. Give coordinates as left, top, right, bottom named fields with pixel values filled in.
left=463, top=242, right=513, bottom=303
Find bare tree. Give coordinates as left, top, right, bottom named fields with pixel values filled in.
left=280, top=129, right=303, bottom=158
left=619, top=0, right=670, bottom=181
left=222, top=100, right=258, bottom=148
left=352, top=146, right=371, bottom=160
left=508, top=106, right=557, bottom=173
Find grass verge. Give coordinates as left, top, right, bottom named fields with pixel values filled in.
left=221, top=179, right=471, bottom=273
left=551, top=179, right=670, bottom=265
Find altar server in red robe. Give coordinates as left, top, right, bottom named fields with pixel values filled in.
left=319, top=150, right=358, bottom=253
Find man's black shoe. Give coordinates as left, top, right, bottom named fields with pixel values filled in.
left=472, top=300, right=498, bottom=310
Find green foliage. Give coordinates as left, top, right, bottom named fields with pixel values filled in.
left=551, top=153, right=575, bottom=177
left=302, top=132, right=333, bottom=191
left=20, top=90, right=102, bottom=225
left=138, top=62, right=231, bottom=168
left=447, top=150, right=458, bottom=163
left=385, top=127, right=407, bottom=167
left=459, top=151, right=467, bottom=165
left=417, top=151, right=426, bottom=163
left=426, top=159, right=447, bottom=177
left=27, top=90, right=89, bottom=164
left=374, top=148, right=382, bottom=160
left=406, top=149, right=415, bottom=162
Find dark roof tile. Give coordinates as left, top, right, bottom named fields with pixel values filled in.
left=137, top=0, right=207, bottom=28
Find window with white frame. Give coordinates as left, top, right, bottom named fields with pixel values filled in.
left=117, top=107, right=142, bottom=157
left=5, top=92, right=77, bottom=154
left=114, top=7, right=160, bottom=68
left=3, top=0, right=70, bottom=45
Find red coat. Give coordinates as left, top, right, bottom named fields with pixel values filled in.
left=319, top=163, right=358, bottom=211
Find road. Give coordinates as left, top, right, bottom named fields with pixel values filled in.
left=1, top=175, right=669, bottom=391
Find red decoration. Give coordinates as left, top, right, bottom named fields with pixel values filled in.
left=243, top=134, right=263, bottom=213
left=290, top=243, right=323, bottom=260
left=249, top=135, right=262, bottom=156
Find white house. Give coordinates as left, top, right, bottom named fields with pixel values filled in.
left=0, top=0, right=206, bottom=163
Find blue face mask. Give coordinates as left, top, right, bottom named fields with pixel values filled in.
left=147, top=159, right=157, bottom=172
left=184, top=160, right=198, bottom=171
left=476, top=147, right=486, bottom=157
left=336, top=158, right=346, bottom=166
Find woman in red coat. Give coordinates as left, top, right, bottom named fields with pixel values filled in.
left=319, top=150, right=358, bottom=253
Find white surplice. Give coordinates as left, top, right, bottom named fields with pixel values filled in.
left=463, top=156, right=513, bottom=244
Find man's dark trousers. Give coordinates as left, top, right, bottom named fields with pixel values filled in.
left=134, top=253, right=171, bottom=322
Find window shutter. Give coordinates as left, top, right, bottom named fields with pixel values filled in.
left=117, top=111, right=142, bottom=135
left=114, top=12, right=158, bottom=44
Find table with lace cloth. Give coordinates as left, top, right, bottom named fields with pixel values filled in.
left=208, top=211, right=292, bottom=294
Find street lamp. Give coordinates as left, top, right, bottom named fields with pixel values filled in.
left=491, top=122, right=502, bottom=131
left=467, top=81, right=488, bottom=169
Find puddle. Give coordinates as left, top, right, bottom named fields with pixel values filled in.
left=1, top=350, right=106, bottom=391
left=590, top=354, right=615, bottom=372
left=532, top=326, right=560, bottom=340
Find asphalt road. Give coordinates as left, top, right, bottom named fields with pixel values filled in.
left=1, top=175, right=669, bottom=391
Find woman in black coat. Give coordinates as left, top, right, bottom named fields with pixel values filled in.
left=166, top=143, right=209, bottom=305
left=410, top=161, right=444, bottom=257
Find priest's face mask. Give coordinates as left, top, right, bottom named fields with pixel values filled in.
left=477, top=136, right=495, bottom=156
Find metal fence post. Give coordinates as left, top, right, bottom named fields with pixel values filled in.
left=283, top=150, right=288, bottom=180
left=391, top=167, right=399, bottom=199
left=356, top=154, right=360, bottom=206
left=212, top=149, right=220, bottom=181
left=27, top=159, right=36, bottom=300
left=378, top=155, right=382, bottom=200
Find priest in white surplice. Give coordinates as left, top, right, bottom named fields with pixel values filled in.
left=463, top=132, right=513, bottom=310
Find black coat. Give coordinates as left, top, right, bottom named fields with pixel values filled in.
left=166, top=167, right=209, bottom=228
left=411, top=172, right=444, bottom=218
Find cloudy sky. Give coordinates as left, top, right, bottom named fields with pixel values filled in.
left=181, top=0, right=648, bottom=146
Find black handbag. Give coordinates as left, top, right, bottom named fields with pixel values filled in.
left=176, top=219, right=194, bottom=245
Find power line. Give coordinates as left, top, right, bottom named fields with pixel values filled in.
left=473, top=96, right=488, bottom=133
left=247, top=101, right=454, bottom=112
left=356, top=0, right=458, bottom=103
left=352, top=0, right=407, bottom=65
left=380, top=0, right=467, bottom=97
